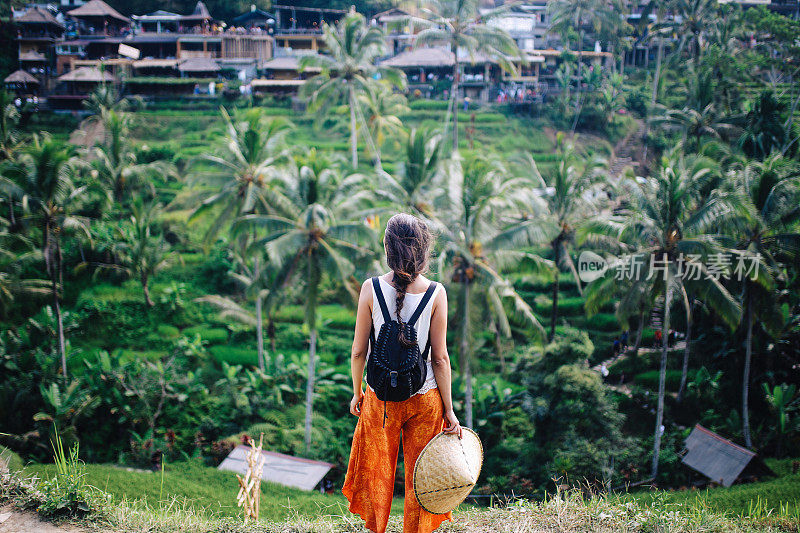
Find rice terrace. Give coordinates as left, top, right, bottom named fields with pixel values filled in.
left=0, top=0, right=799, bottom=531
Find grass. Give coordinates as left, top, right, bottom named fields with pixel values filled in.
left=23, top=459, right=405, bottom=521
left=621, top=459, right=800, bottom=519
left=6, top=465, right=798, bottom=532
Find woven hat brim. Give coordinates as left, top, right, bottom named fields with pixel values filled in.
left=413, top=427, right=483, bottom=515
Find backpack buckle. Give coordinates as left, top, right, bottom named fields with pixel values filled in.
left=390, top=371, right=398, bottom=387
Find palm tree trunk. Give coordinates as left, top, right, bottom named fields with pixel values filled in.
left=550, top=242, right=560, bottom=342
left=461, top=280, right=472, bottom=428
left=51, top=236, right=67, bottom=379
left=742, top=289, right=753, bottom=448
left=451, top=43, right=459, bottom=152
left=142, top=277, right=154, bottom=307
left=349, top=85, right=358, bottom=168
left=643, top=27, right=665, bottom=163
left=676, top=301, right=693, bottom=403
left=631, top=308, right=645, bottom=355
left=304, top=259, right=319, bottom=455
left=256, top=294, right=265, bottom=372
left=305, top=326, right=316, bottom=454
left=494, top=320, right=505, bottom=374
left=651, top=266, right=672, bottom=480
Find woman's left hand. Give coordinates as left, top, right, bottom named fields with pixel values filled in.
left=442, top=409, right=462, bottom=439
left=350, top=391, right=364, bottom=417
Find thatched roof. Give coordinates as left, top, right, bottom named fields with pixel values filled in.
left=259, top=55, right=320, bottom=72
left=178, top=57, right=220, bottom=72
left=68, top=0, right=129, bottom=23
left=183, top=1, right=211, bottom=21
left=381, top=47, right=455, bottom=68
left=233, top=8, right=275, bottom=25
left=4, top=70, right=39, bottom=84
left=19, top=51, right=47, bottom=62
left=16, top=7, right=65, bottom=28
left=58, top=66, right=116, bottom=82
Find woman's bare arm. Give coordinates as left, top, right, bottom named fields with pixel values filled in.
left=429, top=285, right=462, bottom=437
left=349, top=279, right=372, bottom=415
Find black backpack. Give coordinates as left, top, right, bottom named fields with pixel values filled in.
left=366, top=276, right=437, bottom=426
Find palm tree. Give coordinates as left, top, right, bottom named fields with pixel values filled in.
left=0, top=136, right=90, bottom=378
left=414, top=0, right=520, bottom=150
left=196, top=249, right=287, bottom=372
left=437, top=153, right=550, bottom=428
left=654, top=103, right=735, bottom=152
left=113, top=199, right=174, bottom=307
left=358, top=85, right=409, bottom=170
left=665, top=0, right=718, bottom=63
left=0, top=90, right=20, bottom=160
left=0, top=222, right=50, bottom=311
left=300, top=11, right=404, bottom=168
left=190, top=108, right=292, bottom=247
left=91, top=108, right=175, bottom=204
left=615, top=151, right=741, bottom=478
left=373, top=127, right=443, bottom=218
left=728, top=155, right=800, bottom=448
left=518, top=134, right=609, bottom=340
left=236, top=157, right=376, bottom=454
left=548, top=0, right=619, bottom=130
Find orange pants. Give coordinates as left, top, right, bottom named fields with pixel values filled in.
left=342, top=386, right=452, bottom=533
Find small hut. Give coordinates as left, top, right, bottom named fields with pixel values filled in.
left=681, top=425, right=773, bottom=487
left=4, top=70, right=40, bottom=96
left=219, top=445, right=333, bottom=491
left=68, top=0, right=130, bottom=36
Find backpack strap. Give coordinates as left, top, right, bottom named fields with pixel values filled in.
left=371, top=276, right=392, bottom=323
left=408, top=282, right=437, bottom=327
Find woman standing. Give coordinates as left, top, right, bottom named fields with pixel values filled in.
left=343, top=213, right=462, bottom=533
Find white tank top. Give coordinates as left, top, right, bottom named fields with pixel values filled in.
left=366, top=276, right=440, bottom=396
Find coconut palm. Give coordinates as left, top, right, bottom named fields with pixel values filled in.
left=0, top=222, right=50, bottom=311
left=300, top=11, right=404, bottom=168
left=414, top=0, right=520, bottom=150
left=518, top=134, right=609, bottom=340
left=727, top=154, right=800, bottom=448
left=0, top=90, right=20, bottom=161
left=621, top=152, right=740, bottom=478
left=91, top=108, right=175, bottom=204
left=358, top=85, right=409, bottom=170
left=436, top=153, right=551, bottom=428
left=112, top=199, right=174, bottom=307
left=665, top=0, right=719, bottom=63
left=190, top=108, right=292, bottom=247
left=653, top=103, right=735, bottom=152
left=548, top=0, right=620, bottom=130
left=373, top=126, right=443, bottom=219
left=586, top=151, right=741, bottom=477
left=0, top=136, right=90, bottom=378
left=236, top=157, right=376, bottom=454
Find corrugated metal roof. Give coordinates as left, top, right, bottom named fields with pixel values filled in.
left=218, top=445, right=332, bottom=491
left=681, top=425, right=755, bottom=487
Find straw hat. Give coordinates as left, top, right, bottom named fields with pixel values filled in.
left=413, top=427, right=483, bottom=515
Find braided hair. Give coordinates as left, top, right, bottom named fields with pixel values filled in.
left=384, top=213, right=433, bottom=347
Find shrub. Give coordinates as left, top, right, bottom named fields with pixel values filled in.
left=585, top=313, right=620, bottom=331
left=209, top=345, right=257, bottom=366
left=634, top=369, right=683, bottom=391
left=409, top=99, right=450, bottom=111
left=182, top=325, right=228, bottom=345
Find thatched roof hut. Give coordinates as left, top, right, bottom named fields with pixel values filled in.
left=58, top=66, right=116, bottom=82
left=68, top=0, right=130, bottom=23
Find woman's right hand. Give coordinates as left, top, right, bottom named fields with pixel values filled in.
left=350, top=391, right=364, bottom=417
left=442, top=409, right=462, bottom=439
